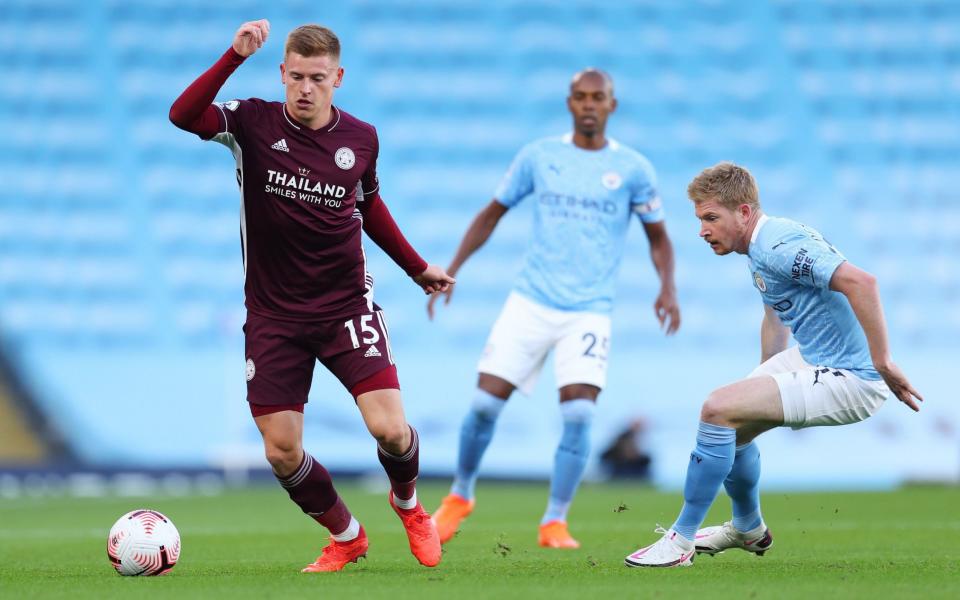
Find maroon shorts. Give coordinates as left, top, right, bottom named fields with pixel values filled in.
left=244, top=305, right=398, bottom=407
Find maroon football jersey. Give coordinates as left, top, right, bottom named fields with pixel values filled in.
left=210, top=99, right=380, bottom=321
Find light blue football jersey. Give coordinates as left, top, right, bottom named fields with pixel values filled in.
left=748, top=215, right=879, bottom=380
left=494, top=134, right=664, bottom=313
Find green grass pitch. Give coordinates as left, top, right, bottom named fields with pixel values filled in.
left=1, top=482, right=957, bottom=599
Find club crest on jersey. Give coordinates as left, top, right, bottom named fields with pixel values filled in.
left=601, top=171, right=622, bottom=190
left=753, top=272, right=767, bottom=292
left=216, top=100, right=240, bottom=112
left=335, top=147, right=356, bottom=170
left=245, top=358, right=256, bottom=381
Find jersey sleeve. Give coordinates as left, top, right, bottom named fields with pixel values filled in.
left=360, top=130, right=381, bottom=198
left=210, top=98, right=263, bottom=148
left=763, top=232, right=846, bottom=289
left=630, top=156, right=665, bottom=223
left=493, top=143, right=536, bottom=208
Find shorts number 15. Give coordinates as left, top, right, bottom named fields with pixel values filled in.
left=344, top=315, right=380, bottom=349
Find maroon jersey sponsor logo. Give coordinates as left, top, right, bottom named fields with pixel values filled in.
left=211, top=99, right=381, bottom=321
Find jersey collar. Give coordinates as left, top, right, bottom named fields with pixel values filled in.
left=750, top=213, right=770, bottom=244
left=282, top=104, right=341, bottom=133
left=749, top=213, right=770, bottom=249
left=561, top=132, right=615, bottom=151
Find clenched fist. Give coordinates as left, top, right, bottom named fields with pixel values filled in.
left=233, top=20, right=270, bottom=57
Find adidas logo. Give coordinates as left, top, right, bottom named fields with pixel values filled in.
left=363, top=345, right=381, bottom=358
left=271, top=138, right=289, bottom=152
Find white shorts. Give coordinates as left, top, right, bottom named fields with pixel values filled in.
left=477, top=292, right=611, bottom=396
left=749, top=346, right=889, bottom=429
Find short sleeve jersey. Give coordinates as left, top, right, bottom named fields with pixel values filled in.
left=494, top=135, right=664, bottom=313
left=209, top=99, right=380, bottom=321
left=748, top=215, right=879, bottom=380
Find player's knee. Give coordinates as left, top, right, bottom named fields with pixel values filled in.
left=700, top=391, right=735, bottom=426
left=263, top=439, right=301, bottom=474
left=371, top=420, right=408, bottom=450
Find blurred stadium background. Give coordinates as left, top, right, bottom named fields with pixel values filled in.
left=0, top=0, right=956, bottom=498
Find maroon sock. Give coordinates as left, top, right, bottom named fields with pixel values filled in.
left=377, top=425, right=419, bottom=501
left=276, top=452, right=353, bottom=535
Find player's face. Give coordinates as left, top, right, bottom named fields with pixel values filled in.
left=694, top=199, right=751, bottom=255
left=280, top=52, right=344, bottom=127
left=567, top=75, right=616, bottom=137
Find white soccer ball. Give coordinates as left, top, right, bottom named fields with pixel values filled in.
left=106, top=509, right=181, bottom=576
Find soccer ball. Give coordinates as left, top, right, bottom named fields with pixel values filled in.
left=106, top=509, right=181, bottom=576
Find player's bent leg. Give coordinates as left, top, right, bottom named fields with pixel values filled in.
left=435, top=374, right=513, bottom=544
left=668, top=377, right=781, bottom=559
left=252, top=407, right=363, bottom=571
left=252, top=405, right=306, bottom=477
left=356, top=386, right=441, bottom=567
left=699, top=376, right=785, bottom=430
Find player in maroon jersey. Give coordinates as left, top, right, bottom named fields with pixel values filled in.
left=169, top=20, right=453, bottom=572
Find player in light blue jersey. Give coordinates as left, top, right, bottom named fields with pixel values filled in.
left=625, top=162, right=922, bottom=568
left=428, top=69, right=680, bottom=549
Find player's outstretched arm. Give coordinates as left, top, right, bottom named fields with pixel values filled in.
left=169, top=20, right=269, bottom=138
left=830, top=262, right=924, bottom=411
left=426, top=200, right=508, bottom=320
left=642, top=221, right=680, bottom=335
left=760, top=303, right=790, bottom=363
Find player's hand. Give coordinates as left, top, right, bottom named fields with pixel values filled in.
left=875, top=360, right=923, bottom=412
left=413, top=265, right=455, bottom=297
left=654, top=286, right=680, bottom=335
left=427, top=283, right=455, bottom=321
left=233, top=20, right=270, bottom=57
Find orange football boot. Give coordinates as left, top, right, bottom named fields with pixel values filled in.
left=432, top=493, right=475, bottom=544
left=538, top=520, right=580, bottom=549
left=302, top=527, right=369, bottom=573
left=389, top=495, right=442, bottom=567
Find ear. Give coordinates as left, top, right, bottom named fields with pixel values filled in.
left=279, top=62, right=286, bottom=84
left=609, top=97, right=618, bottom=114
left=333, top=67, right=344, bottom=88
left=739, top=203, right=753, bottom=220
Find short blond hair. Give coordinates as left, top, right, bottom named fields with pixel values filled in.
left=285, top=25, right=340, bottom=59
left=687, top=162, right=759, bottom=210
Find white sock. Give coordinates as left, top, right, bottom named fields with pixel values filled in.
left=331, top=517, right=360, bottom=542
left=393, top=489, right=417, bottom=510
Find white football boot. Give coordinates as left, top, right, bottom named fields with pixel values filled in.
left=694, top=521, right=773, bottom=556
left=624, top=527, right=695, bottom=568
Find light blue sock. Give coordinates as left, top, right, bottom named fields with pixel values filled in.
left=541, top=399, right=594, bottom=525
left=672, top=422, right=737, bottom=541
left=450, top=389, right=506, bottom=500
left=725, top=442, right=763, bottom=532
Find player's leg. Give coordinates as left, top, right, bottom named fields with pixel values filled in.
left=245, top=313, right=366, bottom=573
left=450, top=373, right=513, bottom=501
left=537, top=383, right=597, bottom=549
left=318, top=304, right=440, bottom=567
left=436, top=292, right=554, bottom=543
left=253, top=409, right=363, bottom=549
left=434, top=374, right=514, bottom=543
left=538, top=312, right=609, bottom=548
left=694, top=350, right=804, bottom=556
left=355, top=384, right=441, bottom=568
left=625, top=376, right=782, bottom=568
